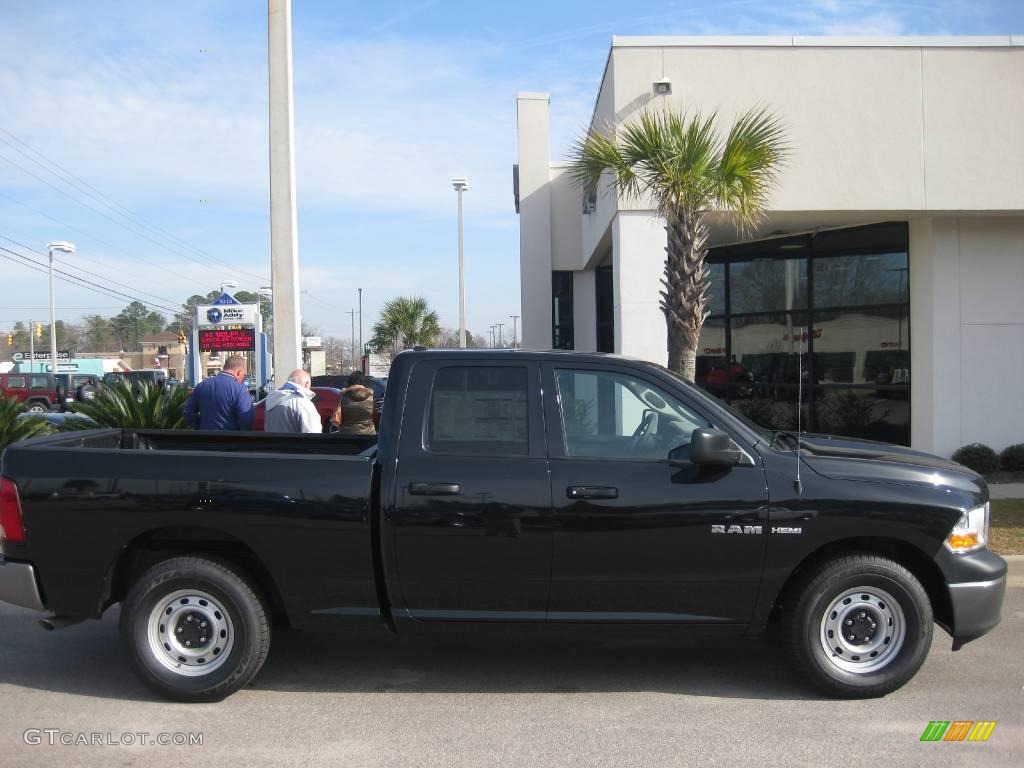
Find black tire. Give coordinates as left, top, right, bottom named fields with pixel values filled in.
left=26, top=400, right=48, bottom=414
left=120, top=556, right=271, bottom=702
left=77, top=384, right=97, bottom=401
left=782, top=553, right=932, bottom=698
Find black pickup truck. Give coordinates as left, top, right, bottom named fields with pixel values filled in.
left=0, top=350, right=1006, bottom=701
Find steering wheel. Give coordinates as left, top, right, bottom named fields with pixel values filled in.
left=628, top=410, right=658, bottom=454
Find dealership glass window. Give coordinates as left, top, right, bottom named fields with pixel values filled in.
left=699, top=222, right=910, bottom=444
left=552, top=271, right=574, bottom=350
left=426, top=366, right=528, bottom=455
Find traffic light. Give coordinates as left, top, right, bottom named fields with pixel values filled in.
left=35, top=323, right=43, bottom=338
left=5, top=332, right=12, bottom=346
left=177, top=332, right=188, bottom=345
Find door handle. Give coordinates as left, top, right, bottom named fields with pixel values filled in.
left=567, top=485, right=618, bottom=500
left=409, top=482, right=461, bottom=496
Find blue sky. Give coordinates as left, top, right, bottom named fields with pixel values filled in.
left=1, top=0, right=1021, bottom=341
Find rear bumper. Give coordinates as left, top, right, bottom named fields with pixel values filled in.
left=0, top=557, right=46, bottom=612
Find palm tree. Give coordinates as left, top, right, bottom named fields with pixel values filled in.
left=570, top=108, right=787, bottom=381
left=69, top=382, right=189, bottom=430
left=369, top=296, right=441, bottom=355
left=0, top=395, right=53, bottom=451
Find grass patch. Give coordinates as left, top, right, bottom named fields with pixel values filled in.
left=990, top=499, right=1024, bottom=556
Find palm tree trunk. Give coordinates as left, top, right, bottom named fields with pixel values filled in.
left=660, top=209, right=711, bottom=381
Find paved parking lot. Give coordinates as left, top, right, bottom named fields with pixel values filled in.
left=2, top=560, right=1021, bottom=767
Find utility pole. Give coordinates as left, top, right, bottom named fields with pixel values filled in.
left=451, top=177, right=469, bottom=348
left=496, top=322, right=504, bottom=348
left=489, top=325, right=496, bottom=348
left=357, top=287, right=363, bottom=371
left=269, top=0, right=303, bottom=374
left=510, top=315, right=519, bottom=348
left=347, top=309, right=356, bottom=371
left=28, top=319, right=34, bottom=371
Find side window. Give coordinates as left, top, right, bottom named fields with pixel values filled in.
left=6, top=376, right=27, bottom=388
left=555, top=369, right=709, bottom=460
left=30, top=376, right=50, bottom=390
left=426, top=366, right=529, bottom=456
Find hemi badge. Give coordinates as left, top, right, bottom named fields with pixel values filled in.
left=771, top=526, right=803, bottom=535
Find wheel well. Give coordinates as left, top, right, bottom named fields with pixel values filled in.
left=104, top=526, right=290, bottom=627
left=769, top=537, right=952, bottom=631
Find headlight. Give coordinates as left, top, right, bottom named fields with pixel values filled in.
left=944, top=502, right=989, bottom=554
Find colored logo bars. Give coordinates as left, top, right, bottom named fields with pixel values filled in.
left=920, top=721, right=997, bottom=742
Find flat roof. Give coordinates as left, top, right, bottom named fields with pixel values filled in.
left=611, top=35, right=1022, bottom=48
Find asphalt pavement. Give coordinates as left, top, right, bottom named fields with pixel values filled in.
left=1, top=560, right=1021, bottom=767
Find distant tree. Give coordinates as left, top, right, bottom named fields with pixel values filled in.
left=436, top=327, right=483, bottom=349
left=82, top=315, right=113, bottom=352
left=110, top=301, right=166, bottom=351
left=321, top=335, right=353, bottom=373
left=369, top=297, right=440, bottom=357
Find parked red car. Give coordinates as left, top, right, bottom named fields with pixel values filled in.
left=252, top=386, right=341, bottom=432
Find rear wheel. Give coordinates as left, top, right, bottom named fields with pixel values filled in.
left=25, top=400, right=47, bottom=413
left=782, top=553, right=932, bottom=698
left=120, top=556, right=270, bottom=702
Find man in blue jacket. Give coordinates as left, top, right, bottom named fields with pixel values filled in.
left=182, top=355, right=254, bottom=430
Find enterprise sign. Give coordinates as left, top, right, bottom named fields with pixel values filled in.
left=198, top=328, right=256, bottom=352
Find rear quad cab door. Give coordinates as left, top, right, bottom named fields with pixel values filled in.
left=391, top=358, right=553, bottom=620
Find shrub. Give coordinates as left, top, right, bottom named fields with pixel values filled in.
left=733, top=398, right=797, bottom=431
left=816, top=391, right=876, bottom=436
left=951, top=443, right=1000, bottom=476
left=1000, top=443, right=1024, bottom=472
left=0, top=394, right=53, bottom=451
left=67, top=381, right=189, bottom=430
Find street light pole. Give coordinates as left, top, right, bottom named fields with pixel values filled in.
left=347, top=309, right=356, bottom=371
left=46, top=241, right=75, bottom=374
left=496, top=322, right=504, bottom=348
left=451, top=177, right=469, bottom=348
left=510, top=315, right=519, bottom=348
left=358, top=287, right=363, bottom=371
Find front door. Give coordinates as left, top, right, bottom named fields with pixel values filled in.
left=391, top=360, right=552, bottom=620
left=543, top=363, right=768, bottom=624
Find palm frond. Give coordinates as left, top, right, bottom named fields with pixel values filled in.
left=70, top=382, right=189, bottom=430
left=715, top=106, right=789, bottom=233
left=0, top=395, right=54, bottom=451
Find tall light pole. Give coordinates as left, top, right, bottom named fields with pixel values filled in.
left=496, top=322, right=504, bottom=348
left=510, top=315, right=519, bottom=348
left=46, top=241, right=75, bottom=373
left=347, top=309, right=356, bottom=370
left=269, top=0, right=303, bottom=373
left=220, top=280, right=238, bottom=296
left=451, top=177, right=469, bottom=348
left=357, top=287, right=363, bottom=371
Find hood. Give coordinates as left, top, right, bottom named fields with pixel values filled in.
left=795, top=433, right=986, bottom=496
left=266, top=382, right=313, bottom=411
left=342, top=385, right=373, bottom=402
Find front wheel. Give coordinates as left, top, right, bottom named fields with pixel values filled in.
left=783, top=553, right=932, bottom=698
left=120, top=556, right=271, bottom=702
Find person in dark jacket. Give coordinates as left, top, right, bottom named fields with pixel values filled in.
left=182, top=356, right=254, bottom=431
left=331, top=370, right=376, bottom=435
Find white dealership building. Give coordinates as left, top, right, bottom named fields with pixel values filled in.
left=514, top=36, right=1024, bottom=456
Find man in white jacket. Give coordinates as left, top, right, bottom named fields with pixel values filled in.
left=264, top=369, right=322, bottom=433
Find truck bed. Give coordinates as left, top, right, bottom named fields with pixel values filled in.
left=1, top=428, right=381, bottom=624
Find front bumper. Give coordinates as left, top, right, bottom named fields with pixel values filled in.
left=936, top=548, right=1008, bottom=649
left=0, top=557, right=46, bottom=612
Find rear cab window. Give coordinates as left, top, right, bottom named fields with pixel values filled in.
left=425, top=366, right=529, bottom=456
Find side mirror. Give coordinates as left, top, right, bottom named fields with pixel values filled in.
left=679, top=427, right=741, bottom=467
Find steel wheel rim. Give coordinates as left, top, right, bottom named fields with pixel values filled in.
left=146, top=589, right=234, bottom=677
left=819, top=586, right=905, bottom=674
